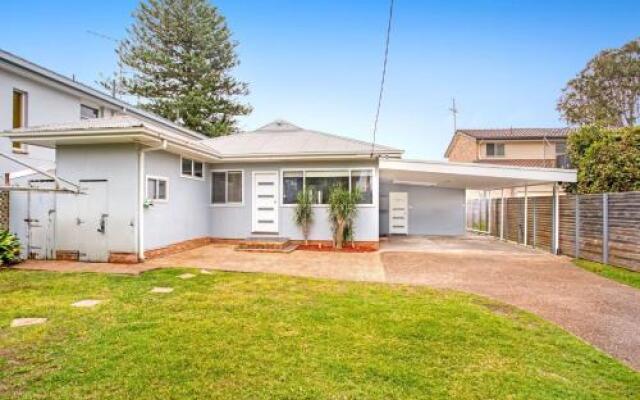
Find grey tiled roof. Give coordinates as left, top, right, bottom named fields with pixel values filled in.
left=201, top=120, right=403, bottom=157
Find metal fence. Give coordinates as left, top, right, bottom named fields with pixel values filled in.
left=467, top=191, right=640, bottom=272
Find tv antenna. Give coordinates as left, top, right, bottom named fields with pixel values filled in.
left=449, top=97, right=459, bottom=133
left=86, top=30, right=124, bottom=98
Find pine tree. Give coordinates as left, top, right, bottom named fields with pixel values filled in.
left=109, top=0, right=251, bottom=136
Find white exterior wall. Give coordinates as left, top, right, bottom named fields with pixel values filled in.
left=143, top=151, right=211, bottom=250
left=55, top=144, right=138, bottom=254
left=379, top=179, right=466, bottom=236
left=0, top=67, right=119, bottom=171
left=209, top=160, right=380, bottom=242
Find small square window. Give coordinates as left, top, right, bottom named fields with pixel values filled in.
left=211, top=171, right=243, bottom=205
left=80, top=104, right=100, bottom=119
left=486, top=143, right=504, bottom=157
left=181, top=157, right=205, bottom=179
left=194, top=162, right=203, bottom=178
left=146, top=177, right=168, bottom=201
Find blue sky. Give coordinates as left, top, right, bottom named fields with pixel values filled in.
left=1, top=1, right=638, bottom=159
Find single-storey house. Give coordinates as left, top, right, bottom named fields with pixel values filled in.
left=4, top=115, right=576, bottom=263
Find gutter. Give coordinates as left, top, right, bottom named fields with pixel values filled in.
left=137, top=139, right=167, bottom=261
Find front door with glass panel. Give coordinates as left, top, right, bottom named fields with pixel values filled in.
left=389, top=192, right=409, bottom=235
left=252, top=171, right=279, bottom=233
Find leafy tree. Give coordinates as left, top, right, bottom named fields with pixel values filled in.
left=294, top=190, right=314, bottom=245
left=558, top=38, right=639, bottom=127
left=566, top=125, right=640, bottom=194
left=108, top=0, right=251, bottom=136
left=328, top=185, right=361, bottom=249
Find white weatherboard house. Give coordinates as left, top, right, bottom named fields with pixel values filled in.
left=1, top=49, right=576, bottom=263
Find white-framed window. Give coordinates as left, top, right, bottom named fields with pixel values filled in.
left=211, top=170, right=244, bottom=206
left=282, top=168, right=374, bottom=206
left=146, top=176, right=168, bottom=202
left=80, top=104, right=100, bottom=119
left=181, top=157, right=204, bottom=179
left=486, top=143, right=505, bottom=157
left=12, top=89, right=28, bottom=154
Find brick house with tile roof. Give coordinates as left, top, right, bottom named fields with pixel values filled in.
left=444, top=128, right=573, bottom=169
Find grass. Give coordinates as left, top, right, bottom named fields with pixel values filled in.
left=0, top=268, right=638, bottom=399
left=573, top=259, right=640, bottom=290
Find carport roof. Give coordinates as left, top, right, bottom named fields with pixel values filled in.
left=379, top=159, right=577, bottom=190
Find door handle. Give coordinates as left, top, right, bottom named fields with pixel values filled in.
left=97, top=214, right=108, bottom=234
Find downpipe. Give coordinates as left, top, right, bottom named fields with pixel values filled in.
left=137, top=140, right=167, bottom=261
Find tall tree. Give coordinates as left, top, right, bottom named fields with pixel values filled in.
left=109, top=0, right=251, bottom=136
left=557, top=38, right=639, bottom=127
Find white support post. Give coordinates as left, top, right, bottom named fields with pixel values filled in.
left=523, top=185, right=528, bottom=246
left=552, top=183, right=560, bottom=254
left=500, top=188, right=505, bottom=240
left=487, top=191, right=492, bottom=235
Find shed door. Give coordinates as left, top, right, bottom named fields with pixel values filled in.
left=77, top=180, right=109, bottom=262
left=389, top=192, right=409, bottom=235
left=26, top=180, right=56, bottom=259
left=252, top=171, right=279, bottom=233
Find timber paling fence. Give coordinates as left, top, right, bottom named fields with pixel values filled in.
left=466, top=192, right=640, bottom=272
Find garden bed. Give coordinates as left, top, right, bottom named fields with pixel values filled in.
left=296, top=243, right=378, bottom=253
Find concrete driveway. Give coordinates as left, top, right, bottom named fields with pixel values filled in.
left=380, top=235, right=640, bottom=371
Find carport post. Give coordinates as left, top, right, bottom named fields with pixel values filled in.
left=500, top=189, right=505, bottom=240
left=552, top=183, right=560, bottom=255
left=523, top=185, right=528, bottom=246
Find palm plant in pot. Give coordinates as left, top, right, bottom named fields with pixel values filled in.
left=294, top=189, right=314, bottom=245
left=328, top=185, right=361, bottom=249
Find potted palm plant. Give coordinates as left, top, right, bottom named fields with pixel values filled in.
left=294, top=189, right=314, bottom=245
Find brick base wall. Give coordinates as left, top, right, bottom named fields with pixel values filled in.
left=108, top=252, right=139, bottom=264
left=144, top=237, right=214, bottom=259
left=56, top=250, right=80, bottom=261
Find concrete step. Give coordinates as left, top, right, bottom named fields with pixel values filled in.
left=236, top=237, right=293, bottom=251
left=234, top=243, right=298, bottom=254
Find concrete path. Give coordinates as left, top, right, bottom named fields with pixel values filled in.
left=380, top=236, right=640, bottom=371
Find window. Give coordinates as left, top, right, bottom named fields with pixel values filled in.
left=146, top=176, right=168, bottom=202
left=282, top=169, right=374, bottom=206
left=180, top=157, right=204, bottom=179
left=555, top=142, right=570, bottom=168
left=282, top=171, right=304, bottom=204
left=80, top=104, right=99, bottom=119
left=12, top=90, right=27, bottom=153
left=486, top=143, right=505, bottom=157
left=211, top=170, right=243, bottom=205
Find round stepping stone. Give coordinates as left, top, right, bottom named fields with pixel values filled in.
left=71, top=299, right=102, bottom=308
left=11, top=318, right=47, bottom=328
left=200, top=269, right=213, bottom=275
left=150, top=287, right=174, bottom=294
left=177, top=273, right=196, bottom=279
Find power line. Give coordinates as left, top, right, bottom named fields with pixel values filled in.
left=370, top=0, right=395, bottom=157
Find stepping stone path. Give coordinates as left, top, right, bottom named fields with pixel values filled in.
left=150, top=287, right=174, bottom=294
left=177, top=273, right=196, bottom=279
left=11, top=318, right=47, bottom=328
left=71, top=299, right=102, bottom=308
left=200, top=269, right=213, bottom=275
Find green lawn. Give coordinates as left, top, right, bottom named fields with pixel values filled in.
left=574, top=259, right=640, bottom=290
left=0, top=268, right=638, bottom=399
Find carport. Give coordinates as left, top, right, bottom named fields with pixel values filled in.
left=378, top=159, right=577, bottom=253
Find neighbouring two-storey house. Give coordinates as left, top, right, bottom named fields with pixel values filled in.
left=445, top=128, right=573, bottom=197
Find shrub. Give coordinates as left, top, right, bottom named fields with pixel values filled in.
left=294, top=189, right=314, bottom=245
left=0, top=230, right=21, bottom=266
left=328, top=185, right=361, bottom=249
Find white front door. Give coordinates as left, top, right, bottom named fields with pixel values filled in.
left=77, top=180, right=109, bottom=262
left=389, top=192, right=409, bottom=235
left=252, top=171, right=279, bottom=233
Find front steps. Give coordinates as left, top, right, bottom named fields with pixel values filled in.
left=235, top=237, right=298, bottom=253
